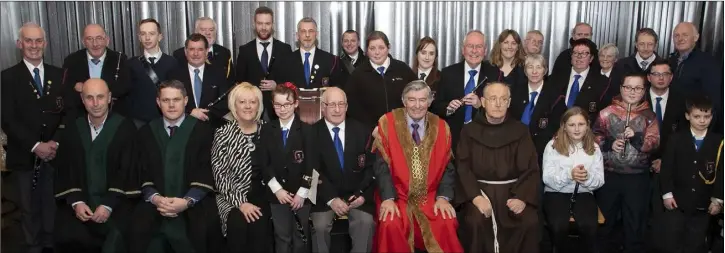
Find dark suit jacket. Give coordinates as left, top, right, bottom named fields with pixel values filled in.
left=173, top=44, right=234, bottom=82
left=418, top=68, right=441, bottom=92
left=258, top=116, right=315, bottom=203
left=235, top=39, right=293, bottom=120
left=508, top=81, right=568, bottom=163
left=1, top=61, right=70, bottom=170
left=344, top=57, right=417, bottom=131
left=551, top=46, right=601, bottom=78
left=607, top=54, right=665, bottom=102
left=62, top=48, right=130, bottom=118
left=123, top=54, right=178, bottom=123
left=167, top=63, right=231, bottom=128
left=430, top=61, right=498, bottom=154
left=549, top=68, right=608, bottom=121
left=310, top=119, right=376, bottom=214
left=339, top=47, right=367, bottom=74
left=486, top=62, right=527, bottom=91
left=669, top=49, right=723, bottom=133
left=644, top=88, right=688, bottom=160
left=277, top=48, right=348, bottom=89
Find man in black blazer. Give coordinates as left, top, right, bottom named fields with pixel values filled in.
left=123, top=18, right=178, bottom=128
left=1, top=23, right=68, bottom=253
left=431, top=30, right=493, bottom=153
left=235, top=6, right=293, bottom=121
left=172, top=17, right=234, bottom=82
left=551, top=23, right=601, bottom=76
left=339, top=30, right=367, bottom=74
left=277, top=17, right=348, bottom=89
left=168, top=34, right=231, bottom=129
left=549, top=38, right=608, bottom=122
left=309, top=87, right=375, bottom=253
left=62, top=24, right=130, bottom=119
left=611, top=28, right=664, bottom=93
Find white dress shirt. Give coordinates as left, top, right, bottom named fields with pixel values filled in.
left=528, top=82, right=544, bottom=106
left=649, top=88, right=669, bottom=119
left=28, top=59, right=50, bottom=153
left=143, top=49, right=162, bottom=64
left=324, top=119, right=346, bottom=206
left=163, top=113, right=186, bottom=136
left=187, top=64, right=205, bottom=107
left=635, top=53, right=656, bottom=70
left=268, top=115, right=309, bottom=199
left=464, top=63, right=482, bottom=89
left=256, top=37, right=274, bottom=65
left=300, top=47, right=317, bottom=73
left=542, top=140, right=605, bottom=193
left=565, top=67, right=590, bottom=105
left=370, top=57, right=391, bottom=75
left=601, top=69, right=611, bottom=78
left=348, top=51, right=359, bottom=65
left=418, top=68, right=432, bottom=81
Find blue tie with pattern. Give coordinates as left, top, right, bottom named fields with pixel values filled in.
left=464, top=70, right=478, bottom=123
left=567, top=74, right=581, bottom=108
left=655, top=97, right=663, bottom=127
left=377, top=66, right=385, bottom=77
left=332, top=127, right=344, bottom=170
left=304, top=52, right=311, bottom=87
left=33, top=68, right=42, bottom=95
left=282, top=128, right=289, bottom=148
left=193, top=69, right=202, bottom=107
left=521, top=91, right=539, bottom=126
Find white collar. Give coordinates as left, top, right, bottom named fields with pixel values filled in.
left=279, top=115, right=295, bottom=130
left=464, top=62, right=482, bottom=74
left=528, top=82, right=544, bottom=94
left=256, top=37, right=273, bottom=44
left=370, top=57, right=391, bottom=73
left=163, top=114, right=186, bottom=128
left=635, top=53, right=656, bottom=64
left=207, top=45, right=214, bottom=53
left=144, top=49, right=162, bottom=61
left=570, top=67, right=590, bottom=79
left=650, top=88, right=669, bottom=101
left=23, top=58, right=43, bottom=72
left=418, top=67, right=432, bottom=77
left=325, top=119, right=346, bottom=132
left=87, top=50, right=107, bottom=62
left=691, top=128, right=707, bottom=140
left=301, top=47, right=316, bottom=56
left=88, top=113, right=109, bottom=130
left=188, top=63, right=205, bottom=72
left=348, top=51, right=359, bottom=60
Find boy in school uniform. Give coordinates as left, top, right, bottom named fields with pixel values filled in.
left=658, top=94, right=724, bottom=253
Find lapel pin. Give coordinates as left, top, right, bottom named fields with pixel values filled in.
left=47, top=80, right=52, bottom=85
left=314, top=64, right=319, bottom=70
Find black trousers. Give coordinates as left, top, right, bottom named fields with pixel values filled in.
left=544, top=192, right=598, bottom=253
left=14, top=164, right=56, bottom=253
left=226, top=204, right=271, bottom=253
left=596, top=172, right=650, bottom=253
left=270, top=203, right=311, bottom=253
left=652, top=209, right=711, bottom=253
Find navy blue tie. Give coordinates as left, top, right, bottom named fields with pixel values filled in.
left=332, top=127, right=344, bottom=170
left=377, top=66, right=385, bottom=78
left=521, top=91, right=539, bottom=126
left=282, top=128, right=289, bottom=147
left=33, top=68, right=42, bottom=94
left=567, top=74, right=581, bottom=108
left=694, top=138, right=704, bottom=151
left=464, top=70, right=477, bottom=123
left=655, top=97, right=663, bottom=127
left=304, top=52, right=311, bottom=86
left=260, top=42, right=270, bottom=73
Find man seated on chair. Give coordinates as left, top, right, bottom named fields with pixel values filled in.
left=309, top=87, right=376, bottom=253
left=372, top=80, right=463, bottom=253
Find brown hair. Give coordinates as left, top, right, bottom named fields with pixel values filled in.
left=553, top=106, right=596, bottom=156
left=138, top=18, right=161, bottom=32
left=272, top=82, right=299, bottom=102
left=185, top=33, right=208, bottom=49
left=412, top=36, right=438, bottom=71
left=255, top=6, right=274, bottom=18
left=490, top=29, right=526, bottom=68
left=366, top=31, right=390, bottom=49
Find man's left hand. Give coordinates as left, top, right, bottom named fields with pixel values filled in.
left=157, top=197, right=188, bottom=214
left=290, top=194, right=304, bottom=211
left=709, top=201, right=722, bottom=215
left=260, top=80, right=277, bottom=91
left=434, top=197, right=456, bottom=219
left=463, top=93, right=481, bottom=109
left=91, top=206, right=110, bottom=223
left=506, top=198, right=526, bottom=214
left=348, top=196, right=365, bottom=209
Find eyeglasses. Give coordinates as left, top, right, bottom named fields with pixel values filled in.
left=84, top=36, right=106, bottom=43
left=621, top=85, right=645, bottom=93
left=649, top=72, right=672, bottom=78
left=465, top=44, right=485, bottom=50
left=484, top=97, right=511, bottom=104
left=572, top=51, right=591, bottom=58
left=322, top=102, right=347, bottom=109
left=273, top=103, right=294, bottom=109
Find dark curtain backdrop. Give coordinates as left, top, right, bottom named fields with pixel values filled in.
left=0, top=1, right=722, bottom=74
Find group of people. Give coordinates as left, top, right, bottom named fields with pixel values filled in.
left=2, top=4, right=724, bottom=253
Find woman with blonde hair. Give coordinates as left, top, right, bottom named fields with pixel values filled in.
left=210, top=82, right=270, bottom=252
left=542, top=106, right=605, bottom=253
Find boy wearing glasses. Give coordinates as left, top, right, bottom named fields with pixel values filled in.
left=593, top=72, right=660, bottom=253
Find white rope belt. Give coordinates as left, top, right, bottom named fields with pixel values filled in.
left=477, top=178, right=517, bottom=253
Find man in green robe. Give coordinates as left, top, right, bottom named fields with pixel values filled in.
left=126, top=79, right=224, bottom=253
left=54, top=78, right=138, bottom=253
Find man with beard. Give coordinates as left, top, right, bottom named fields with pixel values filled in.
left=373, top=80, right=462, bottom=253
left=168, top=34, right=231, bottom=129
left=54, top=78, right=137, bottom=253
left=235, top=6, right=293, bottom=121
left=456, top=82, right=541, bottom=253
left=2, top=22, right=68, bottom=253
left=551, top=23, right=601, bottom=76
left=173, top=17, right=234, bottom=82
left=524, top=30, right=544, bottom=55
left=339, top=30, right=367, bottom=74
left=549, top=38, right=608, bottom=120
left=276, top=17, right=347, bottom=89
left=124, top=18, right=178, bottom=128
left=63, top=24, right=130, bottom=118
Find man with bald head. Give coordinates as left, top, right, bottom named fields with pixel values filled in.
left=62, top=23, right=130, bottom=118
left=54, top=78, right=137, bottom=253
left=456, top=82, right=540, bottom=253
left=309, top=87, right=376, bottom=253
left=668, top=22, right=723, bottom=133
left=2, top=22, right=68, bottom=253
left=173, top=17, right=234, bottom=82
left=432, top=30, right=498, bottom=154
left=551, top=22, right=601, bottom=75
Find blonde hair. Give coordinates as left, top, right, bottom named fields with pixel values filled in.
left=524, top=54, right=548, bottom=72
left=228, top=82, right=264, bottom=122
left=553, top=107, right=596, bottom=156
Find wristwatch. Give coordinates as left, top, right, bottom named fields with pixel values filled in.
left=183, top=197, right=196, bottom=208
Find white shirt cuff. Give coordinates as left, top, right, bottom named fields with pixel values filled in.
left=101, top=205, right=113, bottom=212
left=147, top=193, right=160, bottom=202
left=712, top=197, right=724, bottom=205
left=296, top=187, right=309, bottom=199
left=31, top=142, right=40, bottom=152
left=662, top=192, right=674, bottom=200
left=71, top=201, right=84, bottom=207
left=268, top=178, right=283, bottom=194
left=326, top=199, right=334, bottom=207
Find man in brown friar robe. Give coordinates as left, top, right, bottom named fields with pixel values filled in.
left=456, top=82, right=541, bottom=253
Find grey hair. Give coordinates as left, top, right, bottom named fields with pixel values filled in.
left=195, top=17, right=217, bottom=30
left=599, top=43, right=619, bottom=58
left=463, top=30, right=486, bottom=47
left=401, top=80, right=433, bottom=102
left=296, top=17, right=319, bottom=48
left=524, top=54, right=548, bottom=71
left=17, top=22, right=46, bottom=41
left=571, top=22, right=593, bottom=37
